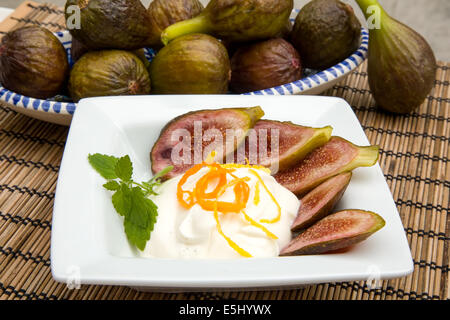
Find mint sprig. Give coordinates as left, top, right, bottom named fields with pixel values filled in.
left=88, top=153, right=172, bottom=251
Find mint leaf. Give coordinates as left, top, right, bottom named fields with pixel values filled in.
left=112, top=184, right=132, bottom=217
left=103, top=181, right=120, bottom=191
left=89, top=152, right=172, bottom=251
left=124, top=219, right=150, bottom=251
left=123, top=187, right=158, bottom=250
left=115, top=155, right=133, bottom=182
left=88, top=154, right=119, bottom=179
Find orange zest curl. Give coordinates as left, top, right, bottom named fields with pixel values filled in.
left=176, top=163, right=205, bottom=209
left=176, top=156, right=281, bottom=257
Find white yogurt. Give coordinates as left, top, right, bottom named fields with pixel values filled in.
left=139, top=167, right=300, bottom=259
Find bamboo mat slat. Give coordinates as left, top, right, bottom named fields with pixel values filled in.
left=0, top=2, right=448, bottom=300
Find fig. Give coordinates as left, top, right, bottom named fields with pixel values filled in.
left=291, top=172, right=352, bottom=231
left=132, top=48, right=151, bottom=69
left=161, top=0, right=294, bottom=44
left=280, top=210, right=385, bottom=256
left=290, top=0, right=361, bottom=70
left=70, top=36, right=90, bottom=63
left=274, top=136, right=379, bottom=196
left=0, top=26, right=69, bottom=99
left=278, top=19, right=293, bottom=40
left=355, top=0, right=437, bottom=114
left=151, top=106, right=265, bottom=179
left=149, top=34, right=231, bottom=94
left=232, top=120, right=332, bottom=174
left=68, top=50, right=151, bottom=102
left=147, top=0, right=204, bottom=49
left=230, top=38, right=302, bottom=93
left=65, top=0, right=153, bottom=50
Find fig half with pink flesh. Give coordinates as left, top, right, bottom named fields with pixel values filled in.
left=280, top=209, right=385, bottom=256
left=151, top=106, right=264, bottom=179
left=274, top=136, right=379, bottom=196
left=292, top=172, right=352, bottom=231
left=232, top=120, right=332, bottom=174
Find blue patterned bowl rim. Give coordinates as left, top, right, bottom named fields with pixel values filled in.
left=0, top=26, right=368, bottom=116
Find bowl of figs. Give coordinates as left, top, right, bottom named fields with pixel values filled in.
left=0, top=0, right=368, bottom=126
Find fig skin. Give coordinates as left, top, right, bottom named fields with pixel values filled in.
left=291, top=0, right=361, bottom=70
left=161, top=0, right=294, bottom=44
left=149, top=33, right=231, bottom=94
left=70, top=36, right=90, bottom=63
left=68, top=50, right=151, bottom=102
left=230, top=38, right=303, bottom=93
left=147, top=0, right=204, bottom=49
left=274, top=136, right=379, bottom=197
left=291, top=172, right=352, bottom=231
left=355, top=0, right=437, bottom=114
left=151, top=106, right=265, bottom=179
left=231, top=120, right=332, bottom=174
left=280, top=210, right=385, bottom=256
left=65, top=0, right=153, bottom=50
left=0, top=26, right=69, bottom=99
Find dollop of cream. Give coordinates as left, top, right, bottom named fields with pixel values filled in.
left=139, top=167, right=300, bottom=259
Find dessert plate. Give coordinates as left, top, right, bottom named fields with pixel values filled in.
left=51, top=95, right=412, bottom=292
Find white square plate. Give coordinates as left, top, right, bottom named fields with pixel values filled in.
left=51, top=95, right=413, bottom=291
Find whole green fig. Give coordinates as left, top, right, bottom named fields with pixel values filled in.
left=355, top=0, right=437, bottom=114
left=0, top=26, right=69, bottom=99
left=68, top=50, right=151, bottom=102
left=65, top=0, right=152, bottom=50
left=290, top=0, right=361, bottom=70
left=147, top=0, right=204, bottom=48
left=149, top=34, right=231, bottom=94
left=161, top=0, right=294, bottom=44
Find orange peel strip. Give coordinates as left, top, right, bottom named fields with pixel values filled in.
left=213, top=200, right=252, bottom=258
left=248, top=169, right=281, bottom=224
left=241, top=210, right=278, bottom=240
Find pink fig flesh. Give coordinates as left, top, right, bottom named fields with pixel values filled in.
left=280, top=210, right=385, bottom=256
left=274, top=136, right=379, bottom=196
left=230, top=120, right=332, bottom=174
left=292, top=172, right=352, bottom=231
left=150, top=106, right=264, bottom=179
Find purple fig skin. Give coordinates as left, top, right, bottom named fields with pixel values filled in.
left=70, top=37, right=90, bottom=63
left=355, top=0, right=437, bottom=114
left=274, top=136, right=379, bottom=197
left=292, top=172, right=352, bottom=232
left=65, top=0, right=153, bottom=50
left=280, top=209, right=385, bottom=256
left=0, top=26, right=69, bottom=99
left=230, top=38, right=302, bottom=93
left=231, top=120, right=332, bottom=174
left=290, top=0, right=361, bottom=70
left=151, top=106, right=264, bottom=180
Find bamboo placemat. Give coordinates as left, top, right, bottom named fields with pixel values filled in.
left=0, top=2, right=448, bottom=300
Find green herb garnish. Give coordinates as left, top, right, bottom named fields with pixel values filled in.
left=88, top=153, right=173, bottom=251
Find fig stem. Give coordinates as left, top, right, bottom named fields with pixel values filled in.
left=160, top=14, right=211, bottom=46
left=354, top=0, right=387, bottom=20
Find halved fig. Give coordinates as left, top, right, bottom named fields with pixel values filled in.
left=274, top=136, right=379, bottom=196
left=231, top=120, right=332, bottom=174
left=280, top=210, right=385, bottom=256
left=151, top=106, right=264, bottom=179
left=292, top=172, right=352, bottom=231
